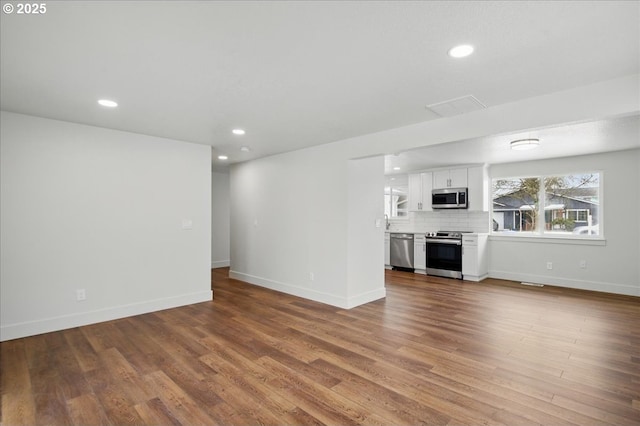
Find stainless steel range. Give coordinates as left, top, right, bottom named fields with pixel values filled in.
left=425, top=231, right=468, bottom=279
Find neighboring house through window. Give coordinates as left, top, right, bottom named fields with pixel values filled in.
left=492, top=173, right=600, bottom=237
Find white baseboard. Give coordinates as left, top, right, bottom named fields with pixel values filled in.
left=211, top=260, right=230, bottom=268
left=464, top=273, right=488, bottom=282
left=345, top=287, right=387, bottom=309
left=488, top=270, right=639, bottom=297
left=229, top=270, right=385, bottom=309
left=0, top=290, right=213, bottom=342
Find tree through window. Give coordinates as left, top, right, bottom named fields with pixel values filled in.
left=492, top=173, right=600, bottom=236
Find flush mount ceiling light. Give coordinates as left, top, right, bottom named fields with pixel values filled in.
left=510, top=138, right=540, bottom=151
left=448, top=44, right=474, bottom=58
left=240, top=146, right=251, bottom=152
left=232, top=129, right=245, bottom=135
left=97, top=99, right=118, bottom=107
left=393, top=166, right=401, bottom=171
left=218, top=155, right=228, bottom=160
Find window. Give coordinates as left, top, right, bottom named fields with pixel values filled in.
left=566, top=209, right=589, bottom=222
left=492, top=173, right=600, bottom=237
left=384, top=175, right=408, bottom=218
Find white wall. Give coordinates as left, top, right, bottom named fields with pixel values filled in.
left=0, top=112, right=212, bottom=341
left=489, top=149, right=640, bottom=296
left=211, top=171, right=230, bottom=268
left=347, top=156, right=386, bottom=306
left=230, top=144, right=386, bottom=308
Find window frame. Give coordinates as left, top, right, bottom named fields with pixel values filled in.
left=491, top=171, right=603, bottom=241
left=384, top=182, right=409, bottom=221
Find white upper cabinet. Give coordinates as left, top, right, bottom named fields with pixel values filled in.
left=408, top=172, right=432, bottom=211
left=466, top=165, right=488, bottom=211
left=433, top=168, right=468, bottom=189
left=403, top=166, right=488, bottom=212
left=408, top=173, right=422, bottom=211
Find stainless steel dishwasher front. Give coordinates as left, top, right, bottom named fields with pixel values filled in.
left=390, top=233, right=414, bottom=269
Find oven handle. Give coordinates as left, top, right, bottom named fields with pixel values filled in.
left=425, top=239, right=462, bottom=245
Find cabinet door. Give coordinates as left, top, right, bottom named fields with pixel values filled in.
left=420, top=172, right=433, bottom=211
left=462, top=245, right=478, bottom=276
left=467, top=166, right=487, bottom=211
left=408, top=173, right=423, bottom=211
left=384, top=235, right=390, bottom=266
left=433, top=170, right=450, bottom=189
left=434, top=168, right=468, bottom=188
left=414, top=240, right=426, bottom=270
left=449, top=168, right=468, bottom=188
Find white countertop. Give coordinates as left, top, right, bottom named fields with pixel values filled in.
left=385, top=230, right=488, bottom=236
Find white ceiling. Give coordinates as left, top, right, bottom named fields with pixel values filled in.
left=1, top=1, right=639, bottom=171
left=385, top=113, right=640, bottom=174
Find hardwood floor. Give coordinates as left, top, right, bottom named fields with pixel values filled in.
left=2, top=268, right=639, bottom=425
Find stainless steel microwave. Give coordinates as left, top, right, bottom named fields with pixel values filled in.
left=432, top=188, right=468, bottom=209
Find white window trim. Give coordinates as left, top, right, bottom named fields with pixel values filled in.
left=490, top=233, right=606, bottom=246
left=385, top=184, right=409, bottom=220
left=491, top=171, right=603, bottom=240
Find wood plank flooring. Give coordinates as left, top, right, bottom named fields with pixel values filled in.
left=2, top=268, right=639, bottom=425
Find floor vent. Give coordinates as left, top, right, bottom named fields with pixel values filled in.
left=520, top=282, right=544, bottom=287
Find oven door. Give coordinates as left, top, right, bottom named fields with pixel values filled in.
left=425, top=239, right=462, bottom=279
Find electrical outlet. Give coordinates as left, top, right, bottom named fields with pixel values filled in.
left=579, top=260, right=587, bottom=269
left=546, top=262, right=553, bottom=270
left=76, top=289, right=86, bottom=301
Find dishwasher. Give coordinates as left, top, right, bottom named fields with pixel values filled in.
left=390, top=233, right=414, bottom=271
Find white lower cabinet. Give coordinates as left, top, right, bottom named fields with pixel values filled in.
left=413, top=234, right=426, bottom=274
left=462, top=234, right=488, bottom=281
left=384, top=233, right=391, bottom=268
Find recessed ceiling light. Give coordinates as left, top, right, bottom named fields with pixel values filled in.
left=393, top=166, right=401, bottom=171
left=97, top=99, right=118, bottom=107
left=510, top=138, right=540, bottom=151
left=218, top=155, right=228, bottom=160
left=240, top=146, right=251, bottom=152
left=448, top=44, right=474, bottom=58
left=232, top=129, right=245, bottom=135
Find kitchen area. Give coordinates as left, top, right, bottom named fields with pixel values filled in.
left=384, top=164, right=490, bottom=282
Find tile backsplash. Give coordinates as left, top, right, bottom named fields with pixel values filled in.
left=391, top=210, right=490, bottom=233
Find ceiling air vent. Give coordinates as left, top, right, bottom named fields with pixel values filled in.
left=425, top=95, right=486, bottom=118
